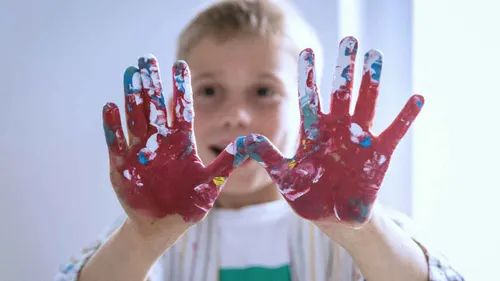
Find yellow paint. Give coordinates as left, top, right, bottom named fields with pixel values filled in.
left=213, top=176, right=225, bottom=187
left=289, top=159, right=296, bottom=168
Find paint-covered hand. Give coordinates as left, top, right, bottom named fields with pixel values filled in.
left=103, top=56, right=246, bottom=229
left=243, top=37, right=424, bottom=225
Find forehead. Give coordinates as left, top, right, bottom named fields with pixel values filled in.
left=185, top=35, right=297, bottom=79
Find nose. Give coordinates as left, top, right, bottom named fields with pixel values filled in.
left=219, top=104, right=252, bottom=129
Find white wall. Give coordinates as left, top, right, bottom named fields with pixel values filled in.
left=0, top=1, right=413, bottom=280
left=412, top=0, right=500, bottom=279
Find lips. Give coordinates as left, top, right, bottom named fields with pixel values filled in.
left=209, top=145, right=224, bottom=156
left=209, top=142, right=251, bottom=166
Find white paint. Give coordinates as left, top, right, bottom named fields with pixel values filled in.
left=224, top=141, right=236, bottom=155
left=133, top=93, right=143, bottom=105
left=312, top=166, right=324, bottom=183
left=148, top=102, right=168, bottom=136
left=194, top=183, right=209, bottom=192
left=135, top=174, right=143, bottom=187
left=349, top=123, right=364, bottom=143
left=141, top=133, right=159, bottom=161
left=280, top=186, right=311, bottom=201
left=131, top=71, right=143, bottom=105
left=362, top=49, right=382, bottom=82
left=332, top=37, right=357, bottom=93
left=123, top=169, right=131, bottom=180
left=297, top=51, right=318, bottom=108
left=378, top=155, right=386, bottom=165
left=174, top=68, right=194, bottom=123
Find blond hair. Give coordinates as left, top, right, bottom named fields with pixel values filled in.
left=175, top=0, right=324, bottom=82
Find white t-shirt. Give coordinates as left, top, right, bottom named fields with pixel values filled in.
left=55, top=199, right=461, bottom=281
left=153, top=199, right=361, bottom=281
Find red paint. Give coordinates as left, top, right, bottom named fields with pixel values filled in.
left=243, top=40, right=424, bottom=224
left=103, top=57, right=245, bottom=222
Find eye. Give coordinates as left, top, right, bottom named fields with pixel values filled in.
left=256, top=87, right=274, bottom=97
left=202, top=87, right=215, bottom=97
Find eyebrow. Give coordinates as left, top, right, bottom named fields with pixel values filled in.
left=258, top=72, right=282, bottom=84
left=191, top=72, right=217, bottom=84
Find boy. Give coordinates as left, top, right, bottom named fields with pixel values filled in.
left=55, top=0, right=464, bottom=280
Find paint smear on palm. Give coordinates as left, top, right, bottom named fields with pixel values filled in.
left=104, top=59, right=249, bottom=222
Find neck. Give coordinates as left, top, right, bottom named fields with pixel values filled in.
left=215, top=182, right=282, bottom=209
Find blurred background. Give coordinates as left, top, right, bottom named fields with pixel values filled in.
left=0, top=0, right=498, bottom=280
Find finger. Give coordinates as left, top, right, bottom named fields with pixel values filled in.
left=243, top=134, right=309, bottom=202
left=102, top=103, right=127, bottom=167
left=123, top=66, right=148, bottom=145
left=378, top=95, right=424, bottom=153
left=205, top=136, right=249, bottom=180
left=330, top=36, right=358, bottom=118
left=243, top=134, right=288, bottom=172
left=171, top=60, right=194, bottom=132
left=298, top=48, right=322, bottom=141
left=138, top=54, right=169, bottom=137
left=352, top=50, right=383, bottom=130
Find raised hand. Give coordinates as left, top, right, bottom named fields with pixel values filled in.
left=103, top=56, right=247, bottom=227
left=242, top=37, right=424, bottom=224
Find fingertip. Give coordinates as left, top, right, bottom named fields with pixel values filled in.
left=173, top=60, right=189, bottom=71
left=339, top=36, right=358, bottom=55
left=137, top=54, right=159, bottom=71
left=363, top=49, right=383, bottom=82
left=413, top=94, right=425, bottom=108
left=172, top=60, right=191, bottom=81
left=299, top=48, right=315, bottom=68
left=102, top=102, right=121, bottom=126
left=102, top=102, right=118, bottom=114
left=123, top=66, right=142, bottom=94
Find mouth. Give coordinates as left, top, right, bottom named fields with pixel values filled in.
left=209, top=143, right=251, bottom=166
left=209, top=145, right=224, bottom=156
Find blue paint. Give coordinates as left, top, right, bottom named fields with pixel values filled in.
left=123, top=66, right=141, bottom=95
left=344, top=43, right=357, bottom=56
left=233, top=136, right=248, bottom=167
left=127, top=103, right=133, bottom=111
left=103, top=122, right=116, bottom=147
left=340, top=65, right=351, bottom=82
left=306, top=52, right=314, bottom=65
left=62, top=263, right=74, bottom=273
left=356, top=203, right=370, bottom=223
left=416, top=99, right=423, bottom=108
left=151, top=95, right=166, bottom=108
left=175, top=77, right=186, bottom=93
left=300, top=96, right=319, bottom=140
left=138, top=151, right=149, bottom=165
left=138, top=57, right=150, bottom=73
left=370, top=57, right=382, bottom=82
left=359, top=136, right=371, bottom=148
left=349, top=198, right=370, bottom=223
left=180, top=132, right=194, bottom=159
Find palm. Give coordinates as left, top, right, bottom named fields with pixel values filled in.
left=244, top=37, right=423, bottom=224
left=103, top=56, right=245, bottom=223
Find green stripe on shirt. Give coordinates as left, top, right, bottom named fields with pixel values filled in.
left=219, top=264, right=291, bottom=281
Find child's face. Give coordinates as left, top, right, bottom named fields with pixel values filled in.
left=186, top=35, right=300, bottom=198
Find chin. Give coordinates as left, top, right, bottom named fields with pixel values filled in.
left=220, top=163, right=268, bottom=195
